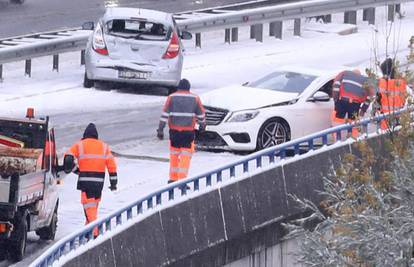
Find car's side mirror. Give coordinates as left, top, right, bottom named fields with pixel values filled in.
left=82, top=21, right=95, bottom=31
left=309, top=91, right=330, bottom=102
left=63, top=155, right=75, bottom=174
left=180, top=31, right=192, bottom=40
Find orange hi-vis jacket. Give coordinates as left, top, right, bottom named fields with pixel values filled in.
left=67, top=138, right=117, bottom=193
left=160, top=90, right=206, bottom=132
left=378, top=78, right=407, bottom=112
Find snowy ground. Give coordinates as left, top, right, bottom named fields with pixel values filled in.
left=0, top=4, right=414, bottom=266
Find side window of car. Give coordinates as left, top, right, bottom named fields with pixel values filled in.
left=318, top=80, right=334, bottom=97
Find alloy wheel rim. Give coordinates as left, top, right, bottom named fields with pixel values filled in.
left=261, top=122, right=287, bottom=148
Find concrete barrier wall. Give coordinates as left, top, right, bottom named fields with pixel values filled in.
left=65, top=135, right=390, bottom=267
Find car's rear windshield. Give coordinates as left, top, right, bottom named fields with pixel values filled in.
left=106, top=19, right=169, bottom=41
left=248, top=71, right=317, bottom=94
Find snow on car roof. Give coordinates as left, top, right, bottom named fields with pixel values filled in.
left=278, top=65, right=349, bottom=77
left=103, top=7, right=172, bottom=23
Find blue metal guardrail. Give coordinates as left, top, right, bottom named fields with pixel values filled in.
left=29, top=110, right=407, bottom=267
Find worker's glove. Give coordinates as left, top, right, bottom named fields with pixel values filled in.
left=63, top=155, right=76, bottom=174
left=333, top=101, right=337, bottom=112
left=199, top=123, right=206, bottom=133
left=109, top=183, right=117, bottom=191
left=156, top=128, right=164, bottom=140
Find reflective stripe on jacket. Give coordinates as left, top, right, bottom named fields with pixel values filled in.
left=160, top=90, right=206, bottom=131
left=333, top=71, right=369, bottom=103
left=66, top=138, right=117, bottom=192
left=378, top=78, right=407, bottom=112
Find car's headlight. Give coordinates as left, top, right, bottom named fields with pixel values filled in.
left=226, top=110, right=259, bottom=122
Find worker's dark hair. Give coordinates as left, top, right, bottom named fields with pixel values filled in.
left=380, top=58, right=395, bottom=79
left=178, top=79, right=191, bottom=91
left=83, top=123, right=98, bottom=140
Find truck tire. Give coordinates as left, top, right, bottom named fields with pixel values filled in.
left=0, top=241, right=6, bottom=261
left=8, top=212, right=28, bottom=262
left=36, top=203, right=58, bottom=240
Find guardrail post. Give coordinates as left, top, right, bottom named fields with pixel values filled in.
left=366, top=8, right=376, bottom=25
left=0, top=64, right=3, bottom=82
left=225, top=28, right=231, bottom=44
left=250, top=25, right=255, bottom=39
left=231, top=27, right=238, bottom=42
left=344, top=11, right=357, bottom=24
left=254, top=24, right=263, bottom=42
left=396, top=4, right=401, bottom=16
left=274, top=21, right=283, bottom=39
left=80, top=50, right=85, bottom=65
left=195, top=33, right=201, bottom=48
left=269, top=21, right=283, bottom=38
left=388, top=4, right=395, bottom=22
left=25, top=59, right=31, bottom=77
left=294, top=18, right=301, bottom=36
left=269, top=22, right=276, bottom=36
left=53, top=54, right=59, bottom=72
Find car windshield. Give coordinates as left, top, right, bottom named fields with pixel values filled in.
left=247, top=71, right=317, bottom=94
left=106, top=19, right=169, bottom=41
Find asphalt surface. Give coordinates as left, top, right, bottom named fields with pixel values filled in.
left=0, top=0, right=251, bottom=38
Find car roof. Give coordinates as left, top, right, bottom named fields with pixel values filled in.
left=276, top=65, right=349, bottom=77
left=103, top=7, right=173, bottom=24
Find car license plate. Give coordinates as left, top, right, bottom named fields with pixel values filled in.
left=118, top=70, right=149, bottom=79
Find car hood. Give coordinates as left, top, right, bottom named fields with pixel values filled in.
left=201, top=85, right=299, bottom=111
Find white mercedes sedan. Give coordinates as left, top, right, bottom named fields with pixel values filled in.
left=197, top=67, right=340, bottom=151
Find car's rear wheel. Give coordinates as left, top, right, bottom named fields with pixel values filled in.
left=257, top=118, right=290, bottom=150
left=83, top=72, right=94, bottom=88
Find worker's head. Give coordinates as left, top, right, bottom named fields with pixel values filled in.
left=177, top=78, right=191, bottom=91
left=83, top=123, right=98, bottom=140
left=352, top=69, right=361, bottom=75
left=380, top=58, right=395, bottom=79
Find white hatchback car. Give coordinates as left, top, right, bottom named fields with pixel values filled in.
left=83, top=7, right=192, bottom=93
left=197, top=67, right=342, bottom=152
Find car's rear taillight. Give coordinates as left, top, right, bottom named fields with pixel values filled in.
left=93, top=23, right=108, bottom=56
left=162, top=31, right=180, bottom=59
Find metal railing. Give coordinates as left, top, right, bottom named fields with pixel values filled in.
left=29, top=110, right=407, bottom=267
left=0, top=0, right=411, bottom=78
left=176, top=0, right=411, bottom=32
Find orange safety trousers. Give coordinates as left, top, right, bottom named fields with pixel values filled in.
left=169, top=142, right=194, bottom=181
left=331, top=111, right=359, bottom=140
left=378, top=78, right=407, bottom=130
left=81, top=192, right=101, bottom=237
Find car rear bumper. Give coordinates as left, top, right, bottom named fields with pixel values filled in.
left=86, top=56, right=181, bottom=87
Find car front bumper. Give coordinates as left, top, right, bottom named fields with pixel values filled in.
left=197, top=120, right=260, bottom=152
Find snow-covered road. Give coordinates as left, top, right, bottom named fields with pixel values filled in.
left=0, top=4, right=413, bottom=266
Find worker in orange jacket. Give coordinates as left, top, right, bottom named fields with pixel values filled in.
left=64, top=123, right=117, bottom=237
left=157, top=79, right=206, bottom=183
left=332, top=69, right=374, bottom=138
left=376, top=58, right=407, bottom=130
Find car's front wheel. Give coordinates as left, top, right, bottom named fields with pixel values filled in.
left=257, top=118, right=290, bottom=150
